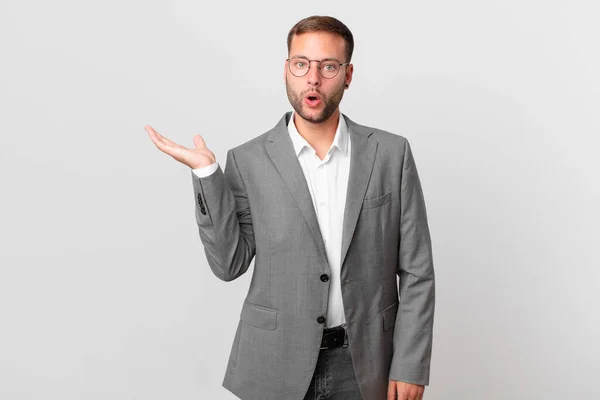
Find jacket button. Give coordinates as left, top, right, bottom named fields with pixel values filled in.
left=317, top=315, right=326, bottom=324
left=320, top=274, right=329, bottom=282
left=197, top=193, right=203, bottom=206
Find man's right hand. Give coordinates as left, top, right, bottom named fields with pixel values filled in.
left=145, top=125, right=216, bottom=169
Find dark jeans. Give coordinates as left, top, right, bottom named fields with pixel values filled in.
left=302, top=326, right=362, bottom=399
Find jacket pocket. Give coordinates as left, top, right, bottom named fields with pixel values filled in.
left=362, top=191, right=392, bottom=209
left=240, top=300, right=278, bottom=331
left=382, top=300, right=399, bottom=332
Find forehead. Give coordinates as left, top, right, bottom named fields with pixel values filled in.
left=289, top=31, right=346, bottom=60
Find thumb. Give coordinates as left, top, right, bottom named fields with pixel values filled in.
left=193, top=134, right=206, bottom=149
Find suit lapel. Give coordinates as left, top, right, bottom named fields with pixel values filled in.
left=265, top=112, right=377, bottom=272
left=340, top=115, right=377, bottom=269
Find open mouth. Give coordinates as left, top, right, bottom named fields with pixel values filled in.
left=305, top=93, right=322, bottom=106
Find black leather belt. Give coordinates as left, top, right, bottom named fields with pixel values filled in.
left=320, top=324, right=347, bottom=349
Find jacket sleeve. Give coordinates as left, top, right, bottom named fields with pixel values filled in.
left=389, top=138, right=436, bottom=385
left=190, top=149, right=255, bottom=282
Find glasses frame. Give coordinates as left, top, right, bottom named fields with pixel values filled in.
left=286, top=57, right=350, bottom=79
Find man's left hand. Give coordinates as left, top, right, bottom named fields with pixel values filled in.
left=387, top=380, right=424, bottom=400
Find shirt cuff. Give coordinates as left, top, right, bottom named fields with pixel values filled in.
left=192, top=162, right=219, bottom=178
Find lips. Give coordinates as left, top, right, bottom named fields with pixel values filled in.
left=305, top=92, right=322, bottom=101
left=305, top=92, right=322, bottom=107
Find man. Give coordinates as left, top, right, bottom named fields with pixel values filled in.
left=146, top=15, right=435, bottom=400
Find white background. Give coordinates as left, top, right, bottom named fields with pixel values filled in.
left=1, top=0, right=598, bottom=399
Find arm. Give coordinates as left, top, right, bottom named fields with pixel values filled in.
left=389, top=139, right=436, bottom=386
left=143, top=125, right=252, bottom=281
left=191, top=149, right=255, bottom=281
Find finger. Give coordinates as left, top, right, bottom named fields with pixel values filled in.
left=146, top=126, right=185, bottom=149
left=387, top=381, right=396, bottom=400
left=409, top=390, right=421, bottom=400
left=193, top=134, right=207, bottom=149
left=150, top=135, right=179, bottom=157
left=192, top=135, right=216, bottom=161
left=146, top=128, right=182, bottom=156
left=145, top=125, right=169, bottom=147
left=145, top=125, right=163, bottom=141
left=417, top=386, right=424, bottom=400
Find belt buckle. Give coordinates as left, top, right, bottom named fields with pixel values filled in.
left=320, top=325, right=345, bottom=349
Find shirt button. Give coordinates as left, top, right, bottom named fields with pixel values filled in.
left=319, top=201, right=325, bottom=206
left=320, top=274, right=329, bottom=282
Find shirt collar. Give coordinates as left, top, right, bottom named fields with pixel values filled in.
left=287, top=111, right=349, bottom=158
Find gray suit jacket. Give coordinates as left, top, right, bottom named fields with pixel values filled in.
left=191, top=112, right=435, bottom=400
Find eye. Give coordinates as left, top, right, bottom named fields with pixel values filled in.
left=322, top=63, right=336, bottom=71
left=295, top=61, right=306, bottom=68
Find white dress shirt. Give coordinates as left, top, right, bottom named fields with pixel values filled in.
left=192, top=111, right=351, bottom=328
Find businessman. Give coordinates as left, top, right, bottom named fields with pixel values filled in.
left=146, top=15, right=435, bottom=400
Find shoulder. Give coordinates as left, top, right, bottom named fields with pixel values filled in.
left=226, top=114, right=285, bottom=164
left=345, top=114, right=410, bottom=151
left=231, top=131, right=271, bottom=154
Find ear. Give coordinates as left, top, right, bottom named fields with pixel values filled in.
left=345, top=63, right=354, bottom=88
left=283, top=59, right=288, bottom=83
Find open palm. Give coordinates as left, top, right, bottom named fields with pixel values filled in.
left=145, top=125, right=216, bottom=169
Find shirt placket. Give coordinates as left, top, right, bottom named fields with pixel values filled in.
left=315, top=155, right=330, bottom=246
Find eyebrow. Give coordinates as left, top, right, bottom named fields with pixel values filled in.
left=290, top=55, right=341, bottom=62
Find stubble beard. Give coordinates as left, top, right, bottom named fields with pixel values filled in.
left=285, top=77, right=346, bottom=124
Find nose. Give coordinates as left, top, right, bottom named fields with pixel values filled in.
left=306, top=61, right=321, bottom=87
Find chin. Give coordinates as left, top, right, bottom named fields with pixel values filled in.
left=300, top=112, right=326, bottom=124
left=302, top=107, right=326, bottom=119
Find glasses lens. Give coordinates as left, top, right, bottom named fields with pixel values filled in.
left=289, top=57, right=309, bottom=77
left=319, top=61, right=339, bottom=78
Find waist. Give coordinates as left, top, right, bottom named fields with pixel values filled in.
left=320, top=324, right=347, bottom=349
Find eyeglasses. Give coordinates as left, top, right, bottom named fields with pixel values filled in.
left=286, top=57, right=349, bottom=79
